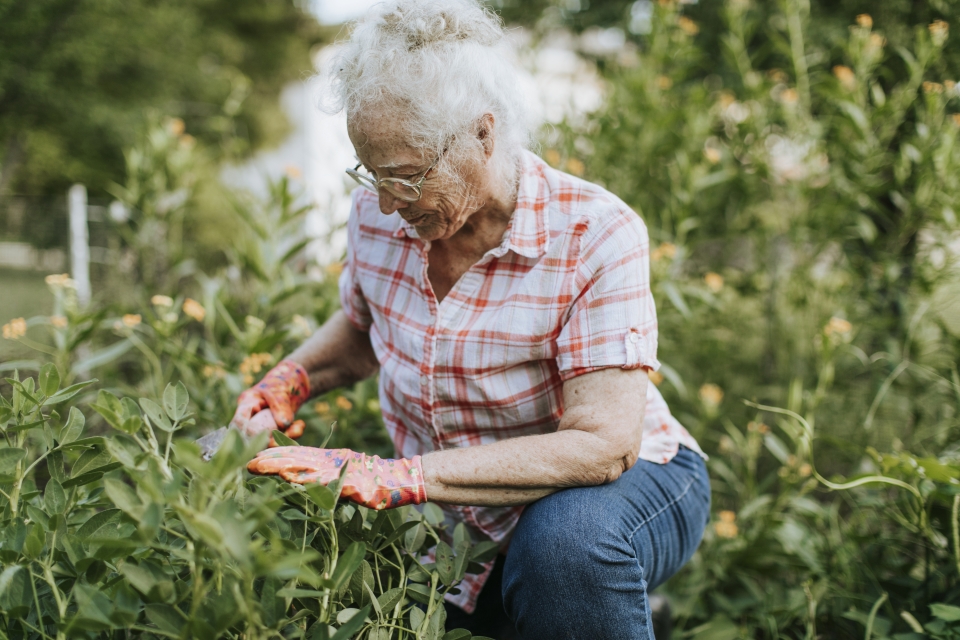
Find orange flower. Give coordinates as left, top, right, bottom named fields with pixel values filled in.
left=779, top=88, right=799, bottom=104
left=45, top=273, right=75, bottom=289
left=325, top=262, right=344, bottom=277
left=182, top=298, right=206, bottom=322
left=651, top=242, right=677, bottom=262
left=168, top=118, right=186, bottom=136
left=923, top=81, right=944, bottom=94
left=715, top=510, right=738, bottom=538
left=2, top=318, right=27, bottom=340
left=952, top=114, right=960, bottom=127
left=929, top=20, right=949, bottom=46
left=868, top=33, right=886, bottom=49
left=704, top=272, right=724, bottom=293
left=856, top=14, right=872, bottom=29
left=565, top=158, right=585, bottom=176
left=203, top=364, right=226, bottom=380
left=314, top=401, right=331, bottom=415
left=747, top=421, right=770, bottom=434
left=703, top=147, right=722, bottom=164
left=239, top=353, right=273, bottom=375
left=151, top=295, right=174, bottom=307
left=335, top=396, right=353, bottom=411
left=678, top=16, right=699, bottom=36
left=648, top=370, right=664, bottom=386
left=122, top=314, right=142, bottom=328
left=657, top=75, right=673, bottom=90
left=544, top=149, right=561, bottom=167
left=833, top=65, right=856, bottom=90
left=824, top=316, right=852, bottom=336
left=699, top=383, right=724, bottom=408
left=49, top=315, right=68, bottom=329
left=284, top=164, right=303, bottom=180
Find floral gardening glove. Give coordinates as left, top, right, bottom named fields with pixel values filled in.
left=232, top=359, right=310, bottom=446
left=247, top=447, right=427, bottom=510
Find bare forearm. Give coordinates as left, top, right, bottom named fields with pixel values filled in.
left=286, top=310, right=378, bottom=397
left=421, top=429, right=636, bottom=507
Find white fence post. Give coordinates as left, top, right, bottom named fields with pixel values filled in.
left=68, top=184, right=91, bottom=307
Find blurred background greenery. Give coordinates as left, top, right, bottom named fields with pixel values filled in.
left=2, top=0, right=960, bottom=638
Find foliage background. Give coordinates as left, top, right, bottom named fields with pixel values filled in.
left=2, top=0, right=960, bottom=638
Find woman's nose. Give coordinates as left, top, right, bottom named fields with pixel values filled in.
left=378, top=189, right=407, bottom=215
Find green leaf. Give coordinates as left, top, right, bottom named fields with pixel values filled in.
left=91, top=390, right=124, bottom=431
left=0, top=565, right=28, bottom=614
left=22, top=523, right=44, bottom=559
left=405, top=583, right=432, bottom=605
left=77, top=508, right=122, bottom=540
left=139, top=502, right=162, bottom=541
left=47, top=450, right=66, bottom=482
left=38, top=363, right=61, bottom=397
left=443, top=631, right=472, bottom=640
left=44, top=478, right=66, bottom=514
left=139, top=398, right=173, bottom=432
left=103, top=478, right=141, bottom=517
left=469, top=541, right=500, bottom=564
left=72, top=447, right=113, bottom=476
left=145, top=603, right=186, bottom=635
left=46, top=379, right=97, bottom=405
left=331, top=605, right=371, bottom=640
left=0, top=448, right=26, bottom=474
left=330, top=541, right=366, bottom=591
left=26, top=505, right=51, bottom=531
left=377, top=587, right=404, bottom=613
left=277, top=588, right=326, bottom=598
left=931, top=603, right=960, bottom=622
left=409, top=606, right=425, bottom=630
left=436, top=540, right=455, bottom=586
left=120, top=397, right=143, bottom=434
left=59, top=407, right=85, bottom=444
left=272, top=430, right=298, bottom=447
left=305, top=483, right=336, bottom=510
left=162, top=382, right=189, bottom=421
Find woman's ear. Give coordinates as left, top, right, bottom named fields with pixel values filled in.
left=476, top=113, right=496, bottom=159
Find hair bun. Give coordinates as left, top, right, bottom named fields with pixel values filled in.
left=378, top=0, right=502, bottom=50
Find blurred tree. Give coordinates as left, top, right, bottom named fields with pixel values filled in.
left=0, top=0, right=326, bottom=196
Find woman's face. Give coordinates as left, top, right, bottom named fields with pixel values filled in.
left=347, top=109, right=490, bottom=242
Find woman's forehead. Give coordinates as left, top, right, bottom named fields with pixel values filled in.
left=347, top=111, right=426, bottom=169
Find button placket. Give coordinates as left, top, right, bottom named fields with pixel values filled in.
left=417, top=241, right=443, bottom=445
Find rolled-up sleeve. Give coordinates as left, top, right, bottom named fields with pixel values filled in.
left=338, top=193, right=373, bottom=332
left=555, top=206, right=660, bottom=381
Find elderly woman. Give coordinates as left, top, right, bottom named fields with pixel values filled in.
left=235, top=1, right=709, bottom=637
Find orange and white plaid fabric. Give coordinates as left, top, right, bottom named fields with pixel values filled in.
left=339, top=149, right=705, bottom=612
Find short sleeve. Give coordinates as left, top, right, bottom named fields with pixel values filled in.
left=555, top=207, right=660, bottom=381
left=338, top=193, right=373, bottom=331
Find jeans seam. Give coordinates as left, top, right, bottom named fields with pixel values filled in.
left=625, top=470, right=699, bottom=552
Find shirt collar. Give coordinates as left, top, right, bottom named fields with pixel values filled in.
left=392, top=150, right=550, bottom=259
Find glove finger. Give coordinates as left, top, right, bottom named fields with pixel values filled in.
left=244, top=409, right=280, bottom=439
left=233, top=391, right=267, bottom=423
left=278, top=467, right=339, bottom=485
left=284, top=420, right=306, bottom=439
left=247, top=456, right=314, bottom=475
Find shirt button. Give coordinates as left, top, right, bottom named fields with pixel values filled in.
left=629, top=333, right=640, bottom=343
left=420, top=375, right=429, bottom=386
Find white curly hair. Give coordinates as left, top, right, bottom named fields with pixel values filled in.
left=324, top=0, right=531, bottom=180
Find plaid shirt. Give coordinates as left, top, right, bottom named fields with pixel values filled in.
left=339, top=150, right=705, bottom=612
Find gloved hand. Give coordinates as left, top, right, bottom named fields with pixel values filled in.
left=246, top=447, right=427, bottom=510
left=232, top=359, right=310, bottom=446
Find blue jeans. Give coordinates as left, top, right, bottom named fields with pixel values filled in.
left=501, top=446, right=710, bottom=639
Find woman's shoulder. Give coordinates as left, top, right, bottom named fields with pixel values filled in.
left=526, top=152, right=649, bottom=249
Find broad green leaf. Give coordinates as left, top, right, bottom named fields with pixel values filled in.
left=469, top=541, right=500, bottom=564
left=22, top=523, right=44, bottom=559
left=47, top=450, right=66, bottom=482
left=409, top=606, right=425, bottom=630
left=104, top=478, right=141, bottom=517
left=454, top=537, right=471, bottom=583
left=0, top=565, right=27, bottom=613
left=331, top=605, right=372, bottom=640
left=453, top=522, right=470, bottom=550
left=46, top=379, right=97, bottom=405
left=44, top=478, right=66, bottom=514
left=931, top=603, right=960, bottom=622
left=145, top=603, right=186, bottom=635
left=305, top=483, right=336, bottom=510
left=377, top=587, right=403, bottom=613
left=139, top=398, right=173, bottom=432
left=0, top=448, right=26, bottom=474
left=330, top=541, right=366, bottom=591
left=422, top=503, right=444, bottom=526
left=436, top=540, right=455, bottom=586
left=443, top=630, right=472, bottom=640
left=72, top=448, right=113, bottom=476
left=26, top=505, right=50, bottom=531
left=38, top=363, right=60, bottom=397
left=405, top=521, right=426, bottom=555
left=91, top=390, right=124, bottom=431
left=139, top=502, right=162, bottom=541
left=272, top=430, right=298, bottom=447
left=120, top=397, right=143, bottom=434
left=162, top=381, right=189, bottom=421
left=77, top=508, right=122, bottom=540
left=405, top=583, right=432, bottom=605
left=59, top=407, right=85, bottom=444
left=349, top=560, right=375, bottom=608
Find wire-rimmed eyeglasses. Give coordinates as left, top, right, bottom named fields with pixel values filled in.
left=345, top=155, right=441, bottom=203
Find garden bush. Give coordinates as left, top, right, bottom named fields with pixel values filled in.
left=3, top=1, right=960, bottom=638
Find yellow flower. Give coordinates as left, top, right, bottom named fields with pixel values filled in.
left=44, top=273, right=75, bottom=289
left=648, top=370, right=664, bottom=386
left=367, top=399, right=381, bottom=413
left=699, top=383, right=724, bottom=408
left=179, top=134, right=196, bottom=150
left=284, top=164, right=303, bottom=179
left=239, top=353, right=273, bottom=375
left=122, top=314, right=142, bottom=328
left=151, top=295, right=174, bottom=307
left=335, top=396, right=353, bottom=411
left=242, top=374, right=254, bottom=386
left=677, top=16, right=699, bottom=36
left=182, top=298, right=206, bottom=322
left=704, top=272, right=724, bottom=293
left=565, top=158, right=585, bottom=176
left=929, top=20, right=949, bottom=46
left=544, top=149, right=561, bottom=167
left=314, top=401, right=331, bottom=415
left=779, top=88, right=799, bottom=104
left=657, top=75, right=673, bottom=90
left=325, top=262, right=344, bottom=277
left=715, top=510, right=738, bottom=538
left=833, top=65, right=856, bottom=90
left=203, top=364, right=226, bottom=380
left=798, top=463, right=812, bottom=478
left=868, top=33, right=886, bottom=49
left=953, top=114, right=960, bottom=127
left=856, top=14, right=872, bottom=29
left=168, top=118, right=185, bottom=136
left=651, top=242, right=677, bottom=262
left=703, top=147, right=722, bottom=164
left=49, top=315, right=68, bottom=329
left=823, top=316, right=852, bottom=336
left=923, top=81, right=944, bottom=94
left=747, top=421, right=770, bottom=434
left=2, top=318, right=27, bottom=340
